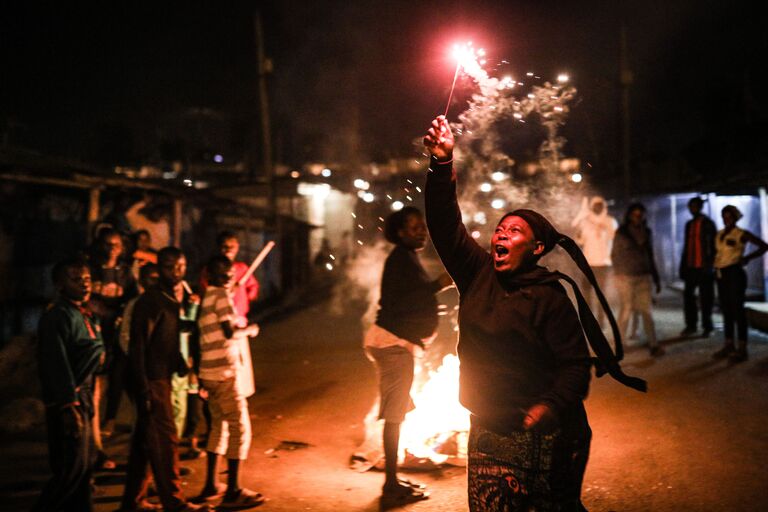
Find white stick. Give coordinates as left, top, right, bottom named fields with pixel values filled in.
left=239, top=241, right=276, bottom=286
left=182, top=280, right=193, bottom=295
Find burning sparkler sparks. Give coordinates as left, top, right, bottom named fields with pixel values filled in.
left=444, top=42, right=485, bottom=117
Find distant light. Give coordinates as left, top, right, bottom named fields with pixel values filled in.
left=491, top=171, right=507, bottom=182
left=213, top=154, right=224, bottom=163
left=297, top=182, right=331, bottom=198
left=183, top=179, right=193, bottom=187
left=353, top=178, right=370, bottom=190
left=557, top=73, right=570, bottom=83
left=471, top=230, right=481, bottom=239
left=290, top=171, right=300, bottom=178
left=473, top=211, right=487, bottom=225
left=527, top=93, right=535, bottom=99
left=321, top=168, right=332, bottom=177
left=362, top=192, right=375, bottom=203
left=479, top=182, right=492, bottom=192
left=325, top=263, right=334, bottom=271
left=491, top=198, right=506, bottom=209
left=571, top=173, right=583, bottom=183
left=526, top=72, right=534, bottom=77
left=391, top=201, right=404, bottom=211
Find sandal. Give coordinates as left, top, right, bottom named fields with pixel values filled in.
left=381, top=483, right=429, bottom=506
left=192, top=483, right=226, bottom=503
left=219, top=488, right=265, bottom=509
left=397, top=477, right=427, bottom=490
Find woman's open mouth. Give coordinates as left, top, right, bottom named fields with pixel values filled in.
left=494, top=245, right=509, bottom=260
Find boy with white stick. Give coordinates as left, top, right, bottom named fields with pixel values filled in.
left=194, top=255, right=263, bottom=508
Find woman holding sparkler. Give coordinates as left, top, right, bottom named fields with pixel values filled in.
left=364, top=206, right=452, bottom=506
left=423, top=115, right=645, bottom=511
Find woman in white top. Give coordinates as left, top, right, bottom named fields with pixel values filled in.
left=712, top=205, right=768, bottom=362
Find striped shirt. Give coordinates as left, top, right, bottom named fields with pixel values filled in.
left=198, top=285, right=239, bottom=381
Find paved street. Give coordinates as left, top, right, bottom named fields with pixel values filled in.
left=2, top=279, right=768, bottom=511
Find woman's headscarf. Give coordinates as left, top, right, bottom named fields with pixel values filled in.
left=504, top=209, right=647, bottom=393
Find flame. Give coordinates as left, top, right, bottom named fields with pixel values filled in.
left=400, top=354, right=470, bottom=464
left=355, top=354, right=470, bottom=470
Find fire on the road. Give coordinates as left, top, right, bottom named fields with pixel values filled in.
left=354, top=355, right=469, bottom=470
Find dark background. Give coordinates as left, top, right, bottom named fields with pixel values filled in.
left=1, top=1, right=765, bottom=182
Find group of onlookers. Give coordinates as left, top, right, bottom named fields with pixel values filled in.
left=572, top=195, right=768, bottom=361
left=34, top=229, right=266, bottom=511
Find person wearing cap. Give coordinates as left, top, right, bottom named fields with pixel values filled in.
left=679, top=197, right=717, bottom=337
left=612, top=203, right=664, bottom=356
left=423, top=115, right=645, bottom=511
left=712, top=205, right=768, bottom=362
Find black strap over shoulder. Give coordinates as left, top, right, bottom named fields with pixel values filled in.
left=554, top=271, right=647, bottom=393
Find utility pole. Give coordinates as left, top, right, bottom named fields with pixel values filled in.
left=254, top=9, right=276, bottom=223
left=619, top=24, right=633, bottom=198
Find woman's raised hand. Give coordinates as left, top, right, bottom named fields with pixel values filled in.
left=423, top=115, right=454, bottom=162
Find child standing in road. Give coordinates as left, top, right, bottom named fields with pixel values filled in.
left=195, top=255, right=263, bottom=508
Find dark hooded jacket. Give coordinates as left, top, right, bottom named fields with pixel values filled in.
left=425, top=158, right=644, bottom=433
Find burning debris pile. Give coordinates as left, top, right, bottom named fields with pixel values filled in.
left=351, top=354, right=468, bottom=472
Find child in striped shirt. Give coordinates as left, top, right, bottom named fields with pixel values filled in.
left=195, top=255, right=263, bottom=508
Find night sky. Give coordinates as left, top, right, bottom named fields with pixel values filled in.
left=1, top=1, right=764, bottom=178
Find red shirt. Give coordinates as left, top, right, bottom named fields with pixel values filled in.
left=686, top=217, right=703, bottom=268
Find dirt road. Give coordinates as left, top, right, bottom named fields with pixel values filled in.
left=2, top=284, right=768, bottom=511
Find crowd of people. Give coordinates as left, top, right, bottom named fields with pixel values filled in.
left=35, top=229, right=264, bottom=512
left=33, top=116, right=768, bottom=512
left=570, top=195, right=767, bottom=363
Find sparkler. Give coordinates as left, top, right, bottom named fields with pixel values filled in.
left=444, top=42, right=484, bottom=117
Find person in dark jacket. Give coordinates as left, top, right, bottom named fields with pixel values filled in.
left=423, top=115, right=645, bottom=511
left=612, top=203, right=664, bottom=356
left=363, top=206, right=452, bottom=505
left=679, top=197, right=717, bottom=337
left=33, top=257, right=104, bottom=512
left=89, top=227, right=138, bottom=469
left=120, top=247, right=210, bottom=512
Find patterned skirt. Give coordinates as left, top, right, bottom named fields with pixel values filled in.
left=467, top=418, right=591, bottom=512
